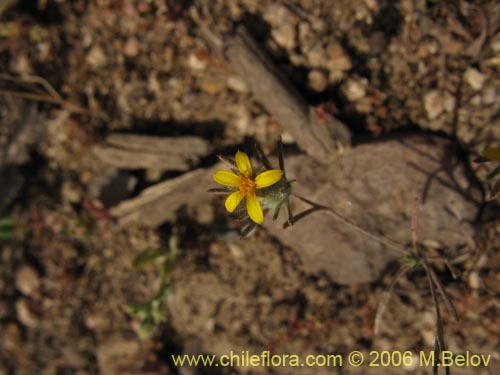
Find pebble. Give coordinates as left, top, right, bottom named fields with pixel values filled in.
left=16, top=299, right=38, bottom=327
left=9, top=53, right=33, bottom=75
left=61, top=181, right=82, bottom=203
left=281, top=131, right=295, bottom=144
left=420, top=311, right=436, bottom=346
left=306, top=43, right=326, bottom=67
left=354, top=97, right=373, bottom=113
left=226, top=75, right=248, bottom=93
left=423, top=90, right=443, bottom=120
left=482, top=86, right=497, bottom=105
left=264, top=4, right=298, bottom=50
left=298, top=21, right=312, bottom=47
left=123, top=37, right=140, bottom=57
left=187, top=53, right=206, bottom=71
left=364, top=0, right=379, bottom=11
left=229, top=104, right=251, bottom=136
left=464, top=68, right=486, bottom=91
left=271, top=22, right=296, bottom=50
left=15, top=265, right=40, bottom=297
left=198, top=77, right=223, bottom=95
left=468, top=272, right=481, bottom=290
left=308, top=69, right=328, bottom=92
left=491, top=36, right=500, bottom=53
left=1, top=323, right=22, bottom=352
left=342, top=78, right=368, bottom=102
left=443, top=91, right=456, bottom=113
left=86, top=45, right=107, bottom=69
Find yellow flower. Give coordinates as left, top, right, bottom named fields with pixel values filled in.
left=213, top=151, right=283, bottom=224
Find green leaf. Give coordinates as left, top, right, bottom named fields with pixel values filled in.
left=0, top=231, right=13, bottom=240
left=132, top=247, right=167, bottom=269
left=138, top=321, right=155, bottom=339
left=0, top=217, right=15, bottom=228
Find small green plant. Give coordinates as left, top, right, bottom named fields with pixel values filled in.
left=0, top=217, right=15, bottom=240
left=128, top=235, right=181, bottom=339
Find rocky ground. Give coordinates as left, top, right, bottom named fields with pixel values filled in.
left=0, top=1, right=499, bottom=374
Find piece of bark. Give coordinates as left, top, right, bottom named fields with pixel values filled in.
left=223, top=26, right=351, bottom=161
left=92, top=134, right=212, bottom=171
left=267, top=135, right=481, bottom=284
left=110, top=164, right=220, bottom=226
left=105, top=134, right=211, bottom=155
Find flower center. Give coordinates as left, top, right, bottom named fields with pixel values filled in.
left=238, top=175, right=256, bottom=195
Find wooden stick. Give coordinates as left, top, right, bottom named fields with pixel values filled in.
left=223, top=26, right=351, bottom=162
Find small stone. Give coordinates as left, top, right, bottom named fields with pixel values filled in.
left=298, top=21, right=311, bottom=46
left=228, top=104, right=251, bottom=136
left=86, top=46, right=107, bottom=69
left=281, top=131, right=294, bottom=144
left=16, top=299, right=38, bottom=327
left=306, top=44, right=326, bottom=67
left=1, top=323, right=22, bottom=352
left=482, top=86, right=497, bottom=105
left=61, top=181, right=82, bottom=203
left=342, top=78, right=368, bottom=102
left=15, top=265, right=40, bottom=297
left=329, top=70, right=345, bottom=84
left=10, top=54, right=33, bottom=75
left=198, top=78, right=223, bottom=95
left=310, top=16, right=326, bottom=32
left=308, top=69, right=328, bottom=92
left=491, top=36, right=500, bottom=53
left=226, top=75, right=248, bottom=93
left=187, top=53, right=206, bottom=71
left=264, top=5, right=298, bottom=50
left=424, top=90, right=443, bottom=120
left=354, top=97, right=373, bottom=113
left=464, top=68, right=486, bottom=91
left=271, top=23, right=296, bottom=50
left=443, top=91, right=456, bottom=113
left=123, top=37, right=140, bottom=57
left=364, top=0, right=379, bottom=11
left=420, top=323, right=436, bottom=346
left=468, top=272, right=481, bottom=289
left=470, top=94, right=481, bottom=107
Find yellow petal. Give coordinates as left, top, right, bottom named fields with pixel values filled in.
left=482, top=147, right=500, bottom=161
left=214, top=171, right=240, bottom=187
left=255, top=169, right=283, bottom=188
left=235, top=151, right=253, bottom=178
left=246, top=193, right=263, bottom=224
left=225, top=190, right=245, bottom=212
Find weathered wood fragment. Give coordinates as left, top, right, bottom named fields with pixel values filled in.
left=110, top=164, right=220, bottom=226
left=224, top=26, right=351, bottom=161
left=93, top=134, right=212, bottom=171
